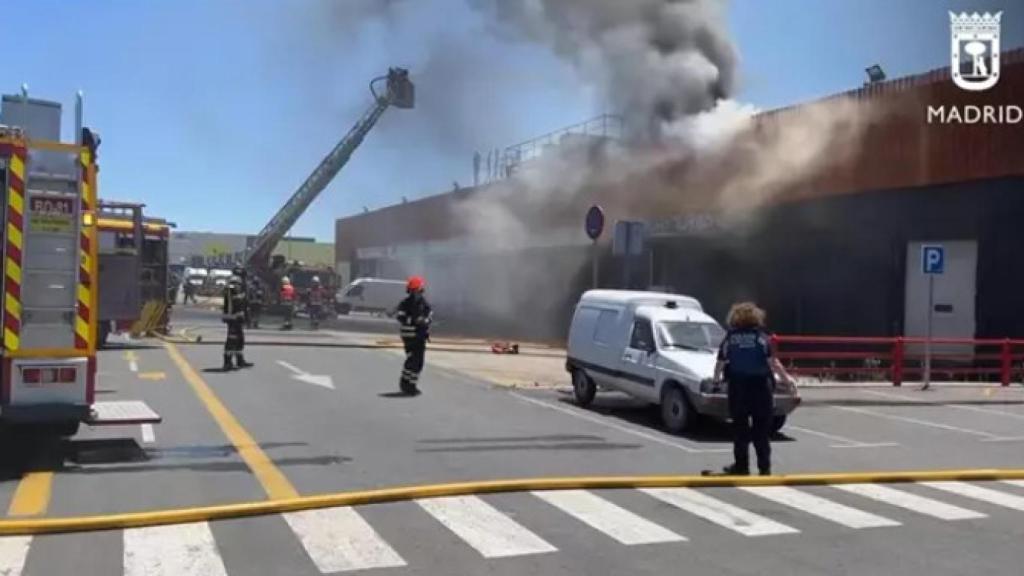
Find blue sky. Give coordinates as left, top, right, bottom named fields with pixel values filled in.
left=4, top=0, right=1020, bottom=241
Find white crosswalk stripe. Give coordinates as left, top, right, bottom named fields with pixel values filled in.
left=740, top=486, right=901, bottom=529
left=284, top=507, right=407, bottom=573
left=1000, top=480, right=1024, bottom=489
left=921, top=481, right=1024, bottom=512
left=123, top=521, right=228, bottom=576
left=417, top=495, right=558, bottom=558
left=0, top=536, right=31, bottom=576
left=641, top=487, right=800, bottom=537
left=533, top=490, right=686, bottom=545
left=833, top=483, right=986, bottom=520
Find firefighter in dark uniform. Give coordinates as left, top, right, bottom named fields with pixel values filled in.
left=247, top=278, right=265, bottom=329
left=222, top=266, right=254, bottom=371
left=395, top=276, right=432, bottom=395
left=713, top=302, right=782, bottom=476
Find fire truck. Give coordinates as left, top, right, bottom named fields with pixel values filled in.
left=97, top=201, right=175, bottom=346
left=0, top=90, right=160, bottom=435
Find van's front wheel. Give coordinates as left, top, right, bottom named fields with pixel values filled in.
left=661, top=384, right=696, bottom=434
left=572, top=369, right=597, bottom=407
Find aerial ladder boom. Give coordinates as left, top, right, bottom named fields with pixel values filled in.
left=245, top=68, right=414, bottom=280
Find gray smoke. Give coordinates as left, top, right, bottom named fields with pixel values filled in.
left=469, top=0, right=737, bottom=141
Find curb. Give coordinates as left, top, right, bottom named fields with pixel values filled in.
left=172, top=338, right=559, bottom=356
left=1, top=468, right=1022, bottom=536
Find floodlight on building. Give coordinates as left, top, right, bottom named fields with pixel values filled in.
left=865, top=64, right=886, bottom=84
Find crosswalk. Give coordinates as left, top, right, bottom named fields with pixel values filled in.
left=4, top=480, right=1024, bottom=575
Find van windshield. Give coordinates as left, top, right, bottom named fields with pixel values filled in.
left=657, top=321, right=726, bottom=351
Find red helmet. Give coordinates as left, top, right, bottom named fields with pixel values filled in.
left=406, top=276, right=425, bottom=292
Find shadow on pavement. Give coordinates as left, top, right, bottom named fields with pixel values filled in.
left=379, top=391, right=419, bottom=399
left=415, top=442, right=642, bottom=453
left=419, top=434, right=605, bottom=444
left=550, top=394, right=795, bottom=445
left=0, top=434, right=347, bottom=479
left=98, top=343, right=162, bottom=351
left=415, top=433, right=641, bottom=453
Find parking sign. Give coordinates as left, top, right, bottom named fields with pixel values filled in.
left=922, top=245, right=945, bottom=274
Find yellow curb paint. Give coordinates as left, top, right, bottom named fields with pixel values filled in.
left=7, top=472, right=53, bottom=517
left=1, top=468, right=1023, bottom=536
left=164, top=342, right=298, bottom=501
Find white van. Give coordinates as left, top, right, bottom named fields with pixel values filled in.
left=566, top=290, right=800, bottom=433
left=336, top=278, right=408, bottom=315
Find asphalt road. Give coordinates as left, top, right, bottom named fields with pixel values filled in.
left=2, top=305, right=1024, bottom=575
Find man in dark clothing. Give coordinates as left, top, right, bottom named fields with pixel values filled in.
left=308, top=276, right=326, bottom=330
left=713, top=302, right=781, bottom=476
left=395, top=276, right=432, bottom=395
left=183, top=281, right=196, bottom=304
left=222, top=267, right=254, bottom=371
left=247, top=278, right=265, bottom=329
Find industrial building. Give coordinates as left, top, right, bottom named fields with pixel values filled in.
left=170, top=232, right=335, bottom=269
left=336, top=48, right=1024, bottom=343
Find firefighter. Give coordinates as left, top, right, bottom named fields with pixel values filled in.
left=308, top=276, right=325, bottom=330
left=222, top=266, right=254, bottom=371
left=183, top=280, right=196, bottom=304
left=713, top=302, right=782, bottom=476
left=395, top=276, right=432, bottom=395
left=247, top=278, right=265, bottom=329
left=280, top=276, right=295, bottom=330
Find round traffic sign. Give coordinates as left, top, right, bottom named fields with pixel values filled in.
left=585, top=205, right=605, bottom=241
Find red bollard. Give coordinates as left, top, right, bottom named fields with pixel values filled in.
left=892, top=337, right=904, bottom=387
left=1000, top=339, right=1011, bottom=387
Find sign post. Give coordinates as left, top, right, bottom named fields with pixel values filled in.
left=585, top=206, right=605, bottom=289
left=921, top=245, right=945, bottom=390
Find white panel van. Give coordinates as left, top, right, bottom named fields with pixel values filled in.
left=566, top=290, right=800, bottom=433
left=335, top=278, right=408, bottom=315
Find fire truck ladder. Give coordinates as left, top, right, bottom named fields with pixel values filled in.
left=244, top=68, right=415, bottom=281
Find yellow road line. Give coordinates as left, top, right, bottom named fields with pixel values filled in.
left=7, top=472, right=53, bottom=517
left=138, top=371, right=166, bottom=381
left=0, top=467, right=1023, bottom=536
left=164, top=342, right=298, bottom=500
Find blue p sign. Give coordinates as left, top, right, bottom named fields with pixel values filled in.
left=922, top=245, right=945, bottom=275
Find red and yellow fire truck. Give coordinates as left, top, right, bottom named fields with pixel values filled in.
left=0, top=91, right=159, bottom=435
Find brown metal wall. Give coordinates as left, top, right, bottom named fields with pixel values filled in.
left=337, top=49, right=1024, bottom=256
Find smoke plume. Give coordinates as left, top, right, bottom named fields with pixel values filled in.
left=318, top=0, right=877, bottom=339
left=469, top=0, right=737, bottom=141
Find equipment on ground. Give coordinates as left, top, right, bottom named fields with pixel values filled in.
left=0, top=90, right=160, bottom=435
left=96, top=200, right=175, bottom=345
left=244, top=68, right=414, bottom=293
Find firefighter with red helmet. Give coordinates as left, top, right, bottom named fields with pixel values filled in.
left=395, top=276, right=432, bottom=395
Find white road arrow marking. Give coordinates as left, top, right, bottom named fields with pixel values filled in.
left=276, top=360, right=335, bottom=389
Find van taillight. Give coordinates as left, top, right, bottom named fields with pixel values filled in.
left=22, top=368, right=41, bottom=383
left=58, top=368, right=77, bottom=383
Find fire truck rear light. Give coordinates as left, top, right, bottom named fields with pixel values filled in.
left=22, top=368, right=41, bottom=383
left=58, top=368, right=77, bottom=383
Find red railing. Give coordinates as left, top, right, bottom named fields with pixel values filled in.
left=771, top=335, right=1024, bottom=386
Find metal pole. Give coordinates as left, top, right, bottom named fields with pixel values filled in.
left=648, top=246, right=655, bottom=289
left=923, top=274, right=934, bottom=390
left=592, top=240, right=599, bottom=289
left=75, top=91, right=83, bottom=145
